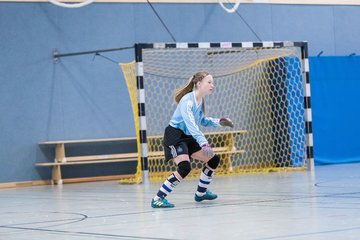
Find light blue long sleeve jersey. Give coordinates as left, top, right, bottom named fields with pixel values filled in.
left=169, top=91, right=220, bottom=146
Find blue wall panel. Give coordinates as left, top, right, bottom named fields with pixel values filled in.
left=310, top=56, right=360, bottom=165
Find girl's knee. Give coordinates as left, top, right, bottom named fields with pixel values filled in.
left=207, top=155, right=220, bottom=169
left=177, top=161, right=191, bottom=178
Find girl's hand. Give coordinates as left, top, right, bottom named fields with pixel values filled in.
left=201, top=143, right=215, bottom=158
left=219, top=117, right=234, bottom=128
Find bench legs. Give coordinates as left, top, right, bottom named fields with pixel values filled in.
left=52, top=143, right=65, bottom=185
left=51, top=165, right=63, bottom=185
left=55, top=143, right=66, bottom=163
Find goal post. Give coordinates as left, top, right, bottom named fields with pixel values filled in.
left=120, top=41, right=314, bottom=184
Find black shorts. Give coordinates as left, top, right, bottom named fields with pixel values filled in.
left=163, top=125, right=202, bottom=162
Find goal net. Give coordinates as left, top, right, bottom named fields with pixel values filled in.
left=120, top=42, right=313, bottom=183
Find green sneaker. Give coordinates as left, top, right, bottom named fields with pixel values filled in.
left=151, top=198, right=175, bottom=208
left=194, top=190, right=218, bottom=202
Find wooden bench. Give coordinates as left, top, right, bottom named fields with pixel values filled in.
left=36, top=137, right=138, bottom=185
left=146, top=130, right=247, bottom=174
left=36, top=130, right=246, bottom=185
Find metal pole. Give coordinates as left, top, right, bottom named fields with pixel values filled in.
left=53, top=46, right=134, bottom=61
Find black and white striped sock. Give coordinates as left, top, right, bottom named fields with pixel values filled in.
left=154, top=173, right=181, bottom=200
left=196, top=166, right=213, bottom=196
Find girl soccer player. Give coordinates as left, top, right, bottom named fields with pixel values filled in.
left=151, top=71, right=234, bottom=208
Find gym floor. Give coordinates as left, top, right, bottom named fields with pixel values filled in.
left=1, top=163, right=360, bottom=240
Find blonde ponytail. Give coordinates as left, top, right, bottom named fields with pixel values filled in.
left=174, top=71, right=210, bottom=114
left=174, top=75, right=195, bottom=104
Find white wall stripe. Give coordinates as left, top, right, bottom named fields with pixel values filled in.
left=5, top=0, right=360, bottom=5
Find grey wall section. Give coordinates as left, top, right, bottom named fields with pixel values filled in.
left=0, top=3, right=359, bottom=182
